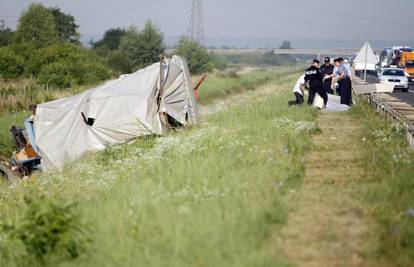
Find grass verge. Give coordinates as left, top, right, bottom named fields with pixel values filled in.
left=350, top=100, right=414, bottom=267
left=198, top=66, right=302, bottom=105
left=0, top=68, right=318, bottom=266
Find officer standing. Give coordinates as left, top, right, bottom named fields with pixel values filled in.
left=335, top=58, right=353, bottom=106
left=320, top=57, right=335, bottom=94
left=305, top=59, right=328, bottom=107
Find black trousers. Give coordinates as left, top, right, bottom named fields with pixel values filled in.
left=308, top=87, right=328, bottom=106
left=340, top=77, right=352, bottom=106
left=288, top=92, right=304, bottom=106
left=323, top=79, right=334, bottom=94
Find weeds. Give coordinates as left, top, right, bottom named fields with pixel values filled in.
left=0, top=195, right=90, bottom=267
left=0, top=67, right=314, bottom=266
left=350, top=101, right=414, bottom=267
left=198, top=66, right=302, bottom=104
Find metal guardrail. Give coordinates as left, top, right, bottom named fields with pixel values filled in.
left=352, top=76, right=414, bottom=148
left=357, top=84, right=414, bottom=149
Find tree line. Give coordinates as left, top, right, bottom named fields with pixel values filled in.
left=0, top=3, right=213, bottom=87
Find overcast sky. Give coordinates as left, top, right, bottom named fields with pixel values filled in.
left=1, top=0, right=413, bottom=47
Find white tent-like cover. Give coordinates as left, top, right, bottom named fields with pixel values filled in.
left=354, top=41, right=378, bottom=71
left=34, top=56, right=199, bottom=170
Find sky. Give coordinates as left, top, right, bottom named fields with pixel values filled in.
left=0, top=0, right=413, bottom=48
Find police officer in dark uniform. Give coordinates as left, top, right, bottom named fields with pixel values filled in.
left=305, top=59, right=328, bottom=107
left=320, top=57, right=334, bottom=94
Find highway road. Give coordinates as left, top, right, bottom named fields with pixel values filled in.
left=392, top=85, right=414, bottom=105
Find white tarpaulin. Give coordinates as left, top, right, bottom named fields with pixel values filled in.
left=313, top=93, right=350, bottom=112
left=354, top=41, right=378, bottom=71
left=34, top=56, right=198, bottom=170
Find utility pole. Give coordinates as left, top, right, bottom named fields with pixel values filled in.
left=187, top=0, right=205, bottom=45
left=364, top=41, right=368, bottom=83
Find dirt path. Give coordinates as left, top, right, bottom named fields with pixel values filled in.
left=278, top=111, right=386, bottom=267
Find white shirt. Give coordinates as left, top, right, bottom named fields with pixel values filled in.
left=293, top=75, right=305, bottom=96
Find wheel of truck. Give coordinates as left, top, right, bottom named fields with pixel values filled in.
left=0, top=162, right=20, bottom=183
left=403, top=88, right=409, bottom=92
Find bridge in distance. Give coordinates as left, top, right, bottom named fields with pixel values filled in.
left=209, top=48, right=361, bottom=59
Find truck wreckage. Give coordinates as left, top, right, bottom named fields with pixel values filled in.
left=0, top=55, right=201, bottom=182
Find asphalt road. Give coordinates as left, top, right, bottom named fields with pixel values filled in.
left=392, top=84, right=414, bottom=105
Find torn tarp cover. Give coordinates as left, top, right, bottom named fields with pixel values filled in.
left=34, top=56, right=198, bottom=170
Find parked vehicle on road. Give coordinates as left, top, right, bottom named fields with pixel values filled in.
left=398, top=52, right=414, bottom=83
left=379, top=68, right=409, bottom=92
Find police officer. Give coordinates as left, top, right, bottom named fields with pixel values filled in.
left=335, top=58, right=352, bottom=106
left=305, top=59, right=328, bottom=107
left=320, top=57, right=334, bottom=94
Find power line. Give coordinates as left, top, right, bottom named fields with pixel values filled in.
left=284, top=0, right=413, bottom=29
left=230, top=2, right=407, bottom=41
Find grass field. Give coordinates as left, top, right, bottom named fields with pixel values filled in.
left=1, top=67, right=413, bottom=267
left=197, top=66, right=302, bottom=105
left=0, top=68, right=317, bottom=266
left=350, top=101, right=414, bottom=267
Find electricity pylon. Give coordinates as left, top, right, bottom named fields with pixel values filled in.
left=187, top=0, right=204, bottom=45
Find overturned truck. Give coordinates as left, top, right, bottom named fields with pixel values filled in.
left=0, top=56, right=199, bottom=180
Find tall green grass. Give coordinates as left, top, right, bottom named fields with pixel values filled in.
left=198, top=66, right=302, bottom=105
left=0, top=79, right=100, bottom=115
left=350, top=101, right=414, bottom=267
left=0, top=69, right=317, bottom=266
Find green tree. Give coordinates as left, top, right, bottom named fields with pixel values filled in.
left=0, top=47, right=25, bottom=79
left=47, top=7, right=80, bottom=43
left=174, top=37, right=213, bottom=74
left=118, top=26, right=140, bottom=67
left=279, top=40, right=292, bottom=50
left=119, top=21, right=165, bottom=69
left=14, top=3, right=58, bottom=48
left=106, top=51, right=133, bottom=74
left=137, top=21, right=165, bottom=66
left=93, top=28, right=126, bottom=51
left=0, top=20, right=14, bottom=46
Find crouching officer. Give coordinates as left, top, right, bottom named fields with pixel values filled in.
left=288, top=74, right=306, bottom=106
left=320, top=57, right=334, bottom=94
left=305, top=59, right=328, bottom=107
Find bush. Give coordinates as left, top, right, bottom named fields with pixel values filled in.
left=37, top=62, right=76, bottom=88
left=38, top=60, right=110, bottom=88
left=0, top=47, right=25, bottom=79
left=106, top=51, right=133, bottom=74
left=27, top=43, right=110, bottom=87
left=9, top=42, right=36, bottom=65
left=0, top=196, right=90, bottom=266
left=174, top=37, right=213, bottom=74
